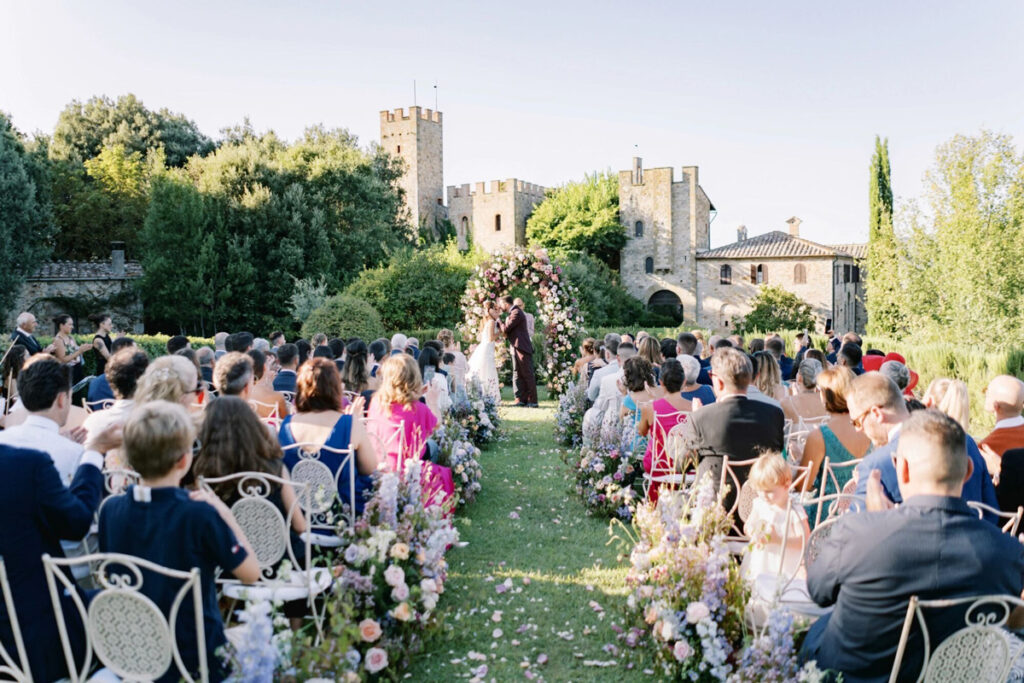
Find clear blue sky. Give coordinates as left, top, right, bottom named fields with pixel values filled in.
left=4, top=1, right=1023, bottom=246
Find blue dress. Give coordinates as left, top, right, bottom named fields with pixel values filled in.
left=278, top=414, right=374, bottom=515
left=682, top=384, right=716, bottom=405
left=622, top=395, right=646, bottom=454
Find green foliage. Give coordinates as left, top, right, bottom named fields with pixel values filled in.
left=0, top=112, right=54, bottom=322
left=526, top=172, right=625, bottom=268
left=301, top=294, right=384, bottom=341
left=139, top=126, right=412, bottom=334
left=734, top=285, right=815, bottom=334
left=289, top=275, right=330, bottom=322
left=343, top=243, right=481, bottom=330
left=866, top=135, right=904, bottom=336
left=50, top=94, right=212, bottom=167
left=556, top=251, right=653, bottom=327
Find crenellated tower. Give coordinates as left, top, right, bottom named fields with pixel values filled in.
left=380, top=106, right=444, bottom=231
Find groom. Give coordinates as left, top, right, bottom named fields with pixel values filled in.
left=493, top=295, right=537, bottom=407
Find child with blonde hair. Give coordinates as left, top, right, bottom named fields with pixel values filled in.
left=741, top=451, right=811, bottom=582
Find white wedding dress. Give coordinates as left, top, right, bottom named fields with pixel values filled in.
left=467, top=318, right=501, bottom=402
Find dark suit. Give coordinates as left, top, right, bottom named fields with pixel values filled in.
left=497, top=305, right=536, bottom=404
left=686, top=394, right=785, bottom=511
left=0, top=445, right=104, bottom=681
left=8, top=330, right=41, bottom=356
left=693, top=355, right=713, bottom=385
left=997, top=448, right=1024, bottom=513
left=800, top=496, right=1024, bottom=682
left=273, top=369, right=297, bottom=394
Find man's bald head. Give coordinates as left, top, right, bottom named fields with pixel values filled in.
left=985, top=375, right=1024, bottom=420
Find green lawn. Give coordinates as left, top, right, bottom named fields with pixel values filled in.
left=407, top=394, right=652, bottom=681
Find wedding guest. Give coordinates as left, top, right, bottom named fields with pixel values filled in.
left=751, top=351, right=786, bottom=404
left=196, top=346, right=215, bottom=388
left=87, top=336, right=136, bottom=405
left=728, top=334, right=745, bottom=351
left=800, top=410, right=1024, bottom=681
left=850, top=373, right=998, bottom=515
left=88, top=313, right=114, bottom=377
left=342, top=339, right=378, bottom=399
left=790, top=332, right=811, bottom=380
left=99, top=400, right=259, bottom=683
left=0, top=423, right=118, bottom=682
left=693, top=331, right=707, bottom=358
left=167, top=335, right=190, bottom=354
left=979, top=375, right=1024, bottom=456
left=247, top=349, right=289, bottom=419
left=638, top=359, right=691, bottom=503
left=684, top=348, right=785, bottom=510
left=594, top=343, right=636, bottom=408
left=368, top=338, right=388, bottom=380
left=390, top=333, right=408, bottom=356
left=0, top=344, right=28, bottom=420
left=406, top=337, right=421, bottom=360
left=82, top=348, right=149, bottom=444
left=310, top=333, right=328, bottom=349
left=295, top=338, right=312, bottom=366
left=328, top=338, right=346, bottom=373
left=273, top=343, right=299, bottom=394
left=366, top=354, right=439, bottom=472
left=931, top=379, right=970, bottom=431
left=278, top=357, right=379, bottom=514
left=213, top=331, right=228, bottom=360
left=573, top=338, right=601, bottom=380
left=800, top=367, right=870, bottom=499
left=804, top=348, right=827, bottom=368
left=135, top=355, right=202, bottom=410
left=312, top=345, right=334, bottom=361
left=836, top=342, right=864, bottom=375
left=620, top=357, right=659, bottom=451
left=269, top=330, right=286, bottom=351
left=660, top=338, right=677, bottom=361
left=587, top=333, right=621, bottom=401
left=213, top=352, right=254, bottom=401
left=879, top=360, right=910, bottom=394
left=676, top=332, right=712, bottom=385
left=781, top=359, right=827, bottom=423
left=418, top=346, right=450, bottom=417
left=748, top=338, right=765, bottom=354
left=9, top=312, right=45, bottom=355
left=765, top=336, right=794, bottom=382
left=679, top=355, right=715, bottom=405
left=437, top=329, right=467, bottom=390
left=51, top=314, right=89, bottom=385
left=637, top=336, right=662, bottom=383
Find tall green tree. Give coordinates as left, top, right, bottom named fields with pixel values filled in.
left=0, top=113, right=54, bottom=321
left=865, top=135, right=903, bottom=336
left=526, top=172, right=625, bottom=268
left=734, top=285, right=815, bottom=334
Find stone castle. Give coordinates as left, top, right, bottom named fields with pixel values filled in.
left=380, top=105, right=866, bottom=333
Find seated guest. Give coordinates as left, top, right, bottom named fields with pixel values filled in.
left=638, top=359, right=691, bottom=502
left=637, top=336, right=662, bottom=384
left=0, top=425, right=116, bottom=682
left=82, top=347, right=149, bottom=444
left=0, top=344, right=28, bottom=422
left=594, top=342, right=636, bottom=408
left=996, top=447, right=1024, bottom=512
left=296, top=339, right=312, bottom=366
left=587, top=333, right=621, bottom=401
left=342, top=338, right=378, bottom=400
left=213, top=331, right=228, bottom=360
left=213, top=352, right=255, bottom=400
left=273, top=343, right=299, bottom=394
left=748, top=338, right=765, bottom=354
left=390, top=333, right=408, bottom=356
left=196, top=346, right=215, bottom=388
left=620, top=357, right=659, bottom=452
left=928, top=378, right=970, bottom=431
left=678, top=354, right=715, bottom=405
left=781, top=359, right=827, bottom=423
left=979, top=375, right=1024, bottom=456
left=800, top=367, right=871, bottom=500
left=765, top=336, right=794, bottom=383
left=804, top=347, right=827, bottom=368
left=851, top=373, right=999, bottom=516
left=367, top=354, right=441, bottom=471
left=437, top=329, right=466, bottom=391
left=252, top=337, right=270, bottom=354
left=659, top=337, right=677, bottom=362
left=684, top=348, right=785, bottom=509
left=135, top=355, right=202, bottom=410
left=800, top=410, right=1024, bottom=681
left=751, top=351, right=786, bottom=404
left=85, top=335, right=136, bottom=404
left=406, top=336, right=421, bottom=360
left=166, top=334, right=190, bottom=354
left=790, top=332, right=811, bottom=380
left=312, top=345, right=334, bottom=361
left=99, top=401, right=259, bottom=683
left=572, top=337, right=602, bottom=381
left=418, top=346, right=451, bottom=417
left=277, top=358, right=378, bottom=514
left=225, top=331, right=254, bottom=354
left=879, top=360, right=910, bottom=394
left=836, top=342, right=864, bottom=375
left=727, top=334, right=744, bottom=350
left=328, top=338, right=346, bottom=373
left=269, top=330, right=286, bottom=352
left=676, top=332, right=712, bottom=385
left=247, top=349, right=289, bottom=419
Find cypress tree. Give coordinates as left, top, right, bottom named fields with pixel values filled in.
left=866, top=135, right=903, bottom=336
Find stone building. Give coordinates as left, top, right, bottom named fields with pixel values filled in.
left=447, top=179, right=546, bottom=252
left=5, top=243, right=145, bottom=334
left=379, top=106, right=444, bottom=231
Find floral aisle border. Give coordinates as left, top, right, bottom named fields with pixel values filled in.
left=460, top=247, right=582, bottom=396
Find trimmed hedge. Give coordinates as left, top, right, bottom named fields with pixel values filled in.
left=300, top=294, right=385, bottom=342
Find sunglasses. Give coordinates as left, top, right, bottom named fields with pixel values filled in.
left=851, top=405, right=877, bottom=430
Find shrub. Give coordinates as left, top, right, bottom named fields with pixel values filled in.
left=734, top=285, right=815, bottom=335
left=300, top=294, right=384, bottom=341
left=289, top=275, right=330, bottom=323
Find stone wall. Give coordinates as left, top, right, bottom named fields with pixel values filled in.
left=380, top=107, right=444, bottom=230
left=447, top=179, right=545, bottom=253
left=6, top=277, right=144, bottom=334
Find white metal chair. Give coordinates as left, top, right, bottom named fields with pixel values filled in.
left=818, top=457, right=863, bottom=499
left=0, top=558, right=30, bottom=682
left=198, top=473, right=331, bottom=635
left=640, top=409, right=690, bottom=499
left=720, top=456, right=761, bottom=525
left=280, top=390, right=295, bottom=406
left=890, top=594, right=1024, bottom=683
left=281, top=442, right=358, bottom=541
left=803, top=491, right=867, bottom=528
left=84, top=399, right=115, bottom=414
left=967, top=501, right=1024, bottom=536
left=785, top=429, right=811, bottom=466
left=803, top=514, right=843, bottom=569
left=42, top=552, right=209, bottom=683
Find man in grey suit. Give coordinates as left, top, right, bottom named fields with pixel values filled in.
left=800, top=410, right=1024, bottom=682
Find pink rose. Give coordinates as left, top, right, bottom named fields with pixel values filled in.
left=365, top=646, right=389, bottom=673
left=673, top=640, right=693, bottom=662
left=686, top=601, right=710, bottom=623
left=358, top=618, right=382, bottom=642
left=391, top=583, right=410, bottom=601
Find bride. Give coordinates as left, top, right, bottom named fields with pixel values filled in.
left=467, top=301, right=501, bottom=402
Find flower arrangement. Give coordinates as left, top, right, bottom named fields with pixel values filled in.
left=554, top=379, right=588, bottom=447
left=574, top=414, right=645, bottom=520
left=451, top=378, right=501, bottom=447
left=434, top=412, right=484, bottom=507
left=612, top=477, right=825, bottom=681
left=459, top=247, right=582, bottom=396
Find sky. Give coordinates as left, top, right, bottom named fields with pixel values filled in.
left=3, top=1, right=1023, bottom=247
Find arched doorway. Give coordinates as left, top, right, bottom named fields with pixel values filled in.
left=647, top=290, right=683, bottom=323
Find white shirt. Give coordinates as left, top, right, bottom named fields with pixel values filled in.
left=587, top=360, right=619, bottom=401
left=994, top=416, right=1024, bottom=430
left=0, top=414, right=85, bottom=486
left=597, top=368, right=625, bottom=404
left=82, top=399, right=135, bottom=441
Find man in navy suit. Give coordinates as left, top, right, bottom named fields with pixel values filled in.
left=8, top=312, right=47, bottom=356
left=0, top=428, right=120, bottom=680
left=801, top=410, right=1024, bottom=681
left=272, top=343, right=299, bottom=394
left=676, top=333, right=713, bottom=386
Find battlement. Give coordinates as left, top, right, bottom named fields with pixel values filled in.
left=446, top=178, right=545, bottom=199
left=380, top=106, right=443, bottom=124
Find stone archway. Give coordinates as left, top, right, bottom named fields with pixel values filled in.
left=647, top=289, right=684, bottom=323
left=460, top=247, right=582, bottom=396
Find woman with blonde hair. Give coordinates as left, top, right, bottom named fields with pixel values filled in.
left=924, top=378, right=970, bottom=431
left=135, top=355, right=202, bottom=409
left=637, top=335, right=663, bottom=384
left=367, top=354, right=442, bottom=472
left=752, top=351, right=787, bottom=402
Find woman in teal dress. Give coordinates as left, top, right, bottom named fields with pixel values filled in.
left=619, top=357, right=659, bottom=455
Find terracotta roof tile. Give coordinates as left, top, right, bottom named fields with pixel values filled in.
left=697, top=230, right=865, bottom=259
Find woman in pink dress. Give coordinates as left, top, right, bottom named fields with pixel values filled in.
left=637, top=359, right=692, bottom=503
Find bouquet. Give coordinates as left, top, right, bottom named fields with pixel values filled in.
left=434, top=412, right=484, bottom=507
left=574, top=413, right=646, bottom=520
left=451, top=378, right=501, bottom=447
left=554, top=379, right=588, bottom=447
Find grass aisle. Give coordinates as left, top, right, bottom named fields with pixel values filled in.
left=407, top=396, right=651, bottom=682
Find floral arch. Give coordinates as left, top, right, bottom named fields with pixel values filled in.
left=460, top=247, right=582, bottom=396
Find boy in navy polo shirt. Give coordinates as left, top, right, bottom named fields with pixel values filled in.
left=99, top=400, right=260, bottom=682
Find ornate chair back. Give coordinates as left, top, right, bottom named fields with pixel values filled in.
left=0, top=558, right=30, bottom=682
left=84, top=399, right=115, bottom=414
left=281, top=442, right=358, bottom=530
left=966, top=501, right=1024, bottom=536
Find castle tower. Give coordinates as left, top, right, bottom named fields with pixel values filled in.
left=380, top=106, right=443, bottom=230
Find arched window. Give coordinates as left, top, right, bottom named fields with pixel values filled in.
left=793, top=263, right=806, bottom=284
left=750, top=264, right=766, bottom=284
left=460, top=216, right=469, bottom=233
left=495, top=214, right=501, bottom=231
left=720, top=264, right=732, bottom=285
left=644, top=257, right=654, bottom=274
left=635, top=220, right=644, bottom=238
